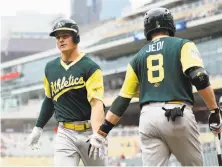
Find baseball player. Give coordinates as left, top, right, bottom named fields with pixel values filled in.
left=27, top=18, right=107, bottom=166
left=88, top=8, right=222, bottom=166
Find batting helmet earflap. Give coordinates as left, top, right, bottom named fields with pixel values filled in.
left=144, top=8, right=176, bottom=41
left=49, top=18, right=80, bottom=44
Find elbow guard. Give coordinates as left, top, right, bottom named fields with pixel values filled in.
left=185, top=67, right=210, bottom=90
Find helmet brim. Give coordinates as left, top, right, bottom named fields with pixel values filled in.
left=49, top=28, right=78, bottom=37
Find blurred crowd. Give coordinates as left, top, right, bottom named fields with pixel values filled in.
left=82, top=0, right=222, bottom=48
left=0, top=124, right=219, bottom=166
left=0, top=124, right=214, bottom=156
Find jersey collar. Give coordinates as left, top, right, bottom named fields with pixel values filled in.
left=60, top=52, right=85, bottom=70
left=152, top=35, right=169, bottom=41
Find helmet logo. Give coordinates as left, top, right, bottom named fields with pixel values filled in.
left=56, top=22, right=65, bottom=28
left=156, top=21, right=160, bottom=28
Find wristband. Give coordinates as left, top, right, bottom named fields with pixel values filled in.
left=98, top=119, right=115, bottom=137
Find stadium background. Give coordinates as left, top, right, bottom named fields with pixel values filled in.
left=1, top=0, right=222, bottom=166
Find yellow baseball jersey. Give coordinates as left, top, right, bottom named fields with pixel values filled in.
left=119, top=37, right=204, bottom=106
left=43, top=53, right=104, bottom=122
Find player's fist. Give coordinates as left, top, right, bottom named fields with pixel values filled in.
left=209, top=108, right=222, bottom=134
left=87, top=133, right=108, bottom=160
left=27, top=126, right=43, bottom=150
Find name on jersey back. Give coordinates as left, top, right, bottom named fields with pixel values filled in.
left=146, top=41, right=164, bottom=53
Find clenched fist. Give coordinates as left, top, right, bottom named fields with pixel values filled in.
left=209, top=108, right=222, bottom=134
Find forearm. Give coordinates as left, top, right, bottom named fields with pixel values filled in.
left=105, top=111, right=121, bottom=125
left=98, top=96, right=131, bottom=137
left=198, top=86, right=218, bottom=110
left=96, top=111, right=121, bottom=136
left=104, top=96, right=131, bottom=125
left=36, top=97, right=54, bottom=128
left=90, top=99, right=105, bottom=133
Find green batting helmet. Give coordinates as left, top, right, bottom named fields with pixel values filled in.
left=49, top=18, right=80, bottom=44
left=144, top=8, right=176, bottom=40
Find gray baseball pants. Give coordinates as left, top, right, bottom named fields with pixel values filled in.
left=54, top=125, right=107, bottom=166
left=139, top=103, right=203, bottom=166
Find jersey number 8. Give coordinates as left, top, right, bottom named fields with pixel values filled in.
left=147, top=54, right=164, bottom=84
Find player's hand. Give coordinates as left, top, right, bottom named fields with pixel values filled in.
left=162, top=105, right=186, bottom=122
left=27, top=126, right=43, bottom=150
left=209, top=108, right=222, bottom=135
left=87, top=133, right=108, bottom=160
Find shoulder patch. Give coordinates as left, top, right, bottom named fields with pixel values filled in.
left=190, top=49, right=202, bottom=61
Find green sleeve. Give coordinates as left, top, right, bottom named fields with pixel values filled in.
left=110, top=96, right=131, bottom=116
left=36, top=97, right=54, bottom=128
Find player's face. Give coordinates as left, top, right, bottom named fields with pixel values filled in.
left=55, top=31, right=77, bottom=53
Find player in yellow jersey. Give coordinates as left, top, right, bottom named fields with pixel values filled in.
left=88, top=8, right=222, bottom=166
left=27, top=18, right=107, bottom=166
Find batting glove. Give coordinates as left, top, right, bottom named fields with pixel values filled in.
left=162, top=105, right=186, bottom=122
left=209, top=108, right=222, bottom=135
left=87, top=133, right=108, bottom=160
left=27, top=126, right=43, bottom=150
